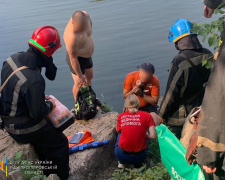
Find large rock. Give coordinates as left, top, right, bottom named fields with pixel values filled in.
left=0, top=110, right=118, bottom=180
left=0, top=169, right=24, bottom=180
left=64, top=110, right=118, bottom=180
left=0, top=130, right=38, bottom=164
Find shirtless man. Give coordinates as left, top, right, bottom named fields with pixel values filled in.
left=64, top=11, right=94, bottom=102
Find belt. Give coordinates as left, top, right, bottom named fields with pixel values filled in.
left=118, top=146, right=145, bottom=155
left=4, top=118, right=47, bottom=135
left=2, top=115, right=31, bottom=124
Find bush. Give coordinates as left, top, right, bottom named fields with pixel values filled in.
left=192, top=4, right=224, bottom=50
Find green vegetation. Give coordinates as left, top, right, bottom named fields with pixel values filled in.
left=9, top=151, right=47, bottom=180
left=191, top=4, right=224, bottom=69
left=100, top=94, right=113, bottom=112
left=192, top=5, right=223, bottom=50
left=110, top=139, right=170, bottom=180
left=101, top=102, right=113, bottom=112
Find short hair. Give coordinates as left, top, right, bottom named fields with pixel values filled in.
left=124, top=94, right=140, bottom=114
left=72, top=11, right=86, bottom=22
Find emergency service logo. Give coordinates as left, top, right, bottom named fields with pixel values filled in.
left=0, top=157, right=8, bottom=177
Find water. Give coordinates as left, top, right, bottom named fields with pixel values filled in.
left=0, top=0, right=218, bottom=112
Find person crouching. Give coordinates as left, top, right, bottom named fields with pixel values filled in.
left=114, top=94, right=157, bottom=169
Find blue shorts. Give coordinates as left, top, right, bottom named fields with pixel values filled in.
left=114, top=133, right=147, bottom=168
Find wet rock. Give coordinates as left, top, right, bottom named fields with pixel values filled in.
left=0, top=131, right=30, bottom=163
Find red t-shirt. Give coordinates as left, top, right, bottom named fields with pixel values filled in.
left=116, top=110, right=155, bottom=152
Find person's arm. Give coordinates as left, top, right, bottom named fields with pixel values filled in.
left=204, top=0, right=222, bottom=10
left=142, top=77, right=160, bottom=106
left=142, top=94, right=159, bottom=106
left=202, top=166, right=217, bottom=174
left=123, top=89, right=133, bottom=99
left=147, top=126, right=157, bottom=139
left=67, top=36, right=82, bottom=77
left=65, top=34, right=86, bottom=85
left=158, top=62, right=184, bottom=121
left=203, top=0, right=222, bottom=18
left=146, top=114, right=157, bottom=139
left=25, top=81, right=54, bottom=121
left=197, top=146, right=224, bottom=174
left=123, top=75, right=141, bottom=99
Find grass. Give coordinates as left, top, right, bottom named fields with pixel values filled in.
left=99, top=94, right=113, bottom=112
left=110, top=139, right=170, bottom=180
left=100, top=102, right=113, bottom=112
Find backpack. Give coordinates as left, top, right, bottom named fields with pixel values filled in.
left=73, top=86, right=98, bottom=120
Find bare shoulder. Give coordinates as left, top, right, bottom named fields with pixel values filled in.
left=64, top=18, right=72, bottom=38
left=64, top=33, right=80, bottom=53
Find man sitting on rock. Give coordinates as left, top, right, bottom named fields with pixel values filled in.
left=123, top=62, right=160, bottom=113
left=0, top=26, right=69, bottom=180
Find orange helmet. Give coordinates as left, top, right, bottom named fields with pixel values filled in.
left=28, top=26, right=62, bottom=57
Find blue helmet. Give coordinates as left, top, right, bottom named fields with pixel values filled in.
left=168, top=19, right=193, bottom=43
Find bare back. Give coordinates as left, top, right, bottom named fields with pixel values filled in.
left=64, top=11, right=94, bottom=58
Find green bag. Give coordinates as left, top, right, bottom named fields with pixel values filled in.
left=156, top=124, right=205, bottom=180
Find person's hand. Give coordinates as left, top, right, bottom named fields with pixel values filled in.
left=45, top=95, right=51, bottom=100
left=45, top=95, right=56, bottom=108
left=136, top=80, right=144, bottom=88
left=158, top=116, right=165, bottom=124
left=132, top=87, right=142, bottom=95
left=204, top=5, right=214, bottom=18
left=78, top=75, right=87, bottom=86
left=203, top=166, right=217, bottom=173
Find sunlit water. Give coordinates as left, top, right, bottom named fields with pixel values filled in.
left=0, top=0, right=218, bottom=112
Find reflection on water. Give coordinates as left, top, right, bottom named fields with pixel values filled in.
left=0, top=0, right=217, bottom=112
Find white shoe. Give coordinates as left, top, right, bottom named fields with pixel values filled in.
left=118, top=161, right=125, bottom=169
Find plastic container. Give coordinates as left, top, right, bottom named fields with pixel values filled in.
left=47, top=95, right=74, bottom=131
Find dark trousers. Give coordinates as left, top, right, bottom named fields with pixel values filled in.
left=114, top=133, right=147, bottom=168
left=139, top=104, right=158, bottom=113
left=8, top=122, right=70, bottom=180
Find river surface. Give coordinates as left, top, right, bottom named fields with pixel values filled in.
left=0, top=0, right=218, bottom=112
